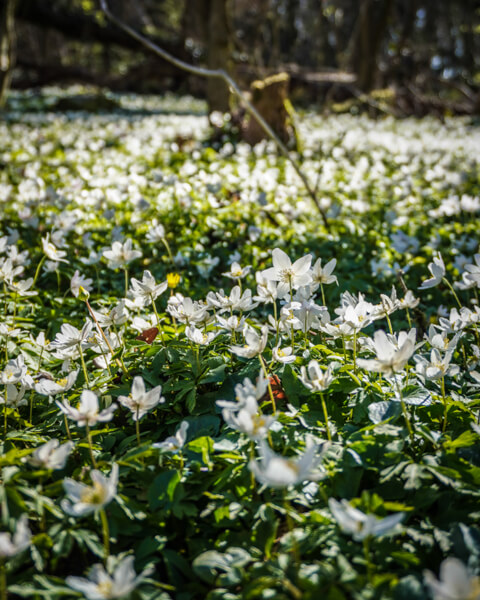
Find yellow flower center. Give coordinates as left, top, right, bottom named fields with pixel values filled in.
left=80, top=481, right=107, bottom=506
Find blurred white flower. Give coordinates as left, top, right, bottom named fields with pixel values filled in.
left=424, top=557, right=480, bottom=600
left=419, top=253, right=445, bottom=289
left=153, top=421, right=189, bottom=452
left=311, top=258, right=338, bottom=286
left=103, top=239, right=141, bottom=270
left=230, top=325, right=268, bottom=358
left=41, top=233, right=69, bottom=264
left=29, top=439, right=74, bottom=470
left=129, top=270, right=167, bottom=305
left=299, top=360, right=334, bottom=392
left=71, top=270, right=93, bottom=298
left=62, top=464, right=118, bottom=517
left=66, top=555, right=150, bottom=600
left=56, top=390, right=117, bottom=427
left=0, top=515, right=31, bottom=558
left=249, top=441, right=320, bottom=488
left=328, top=498, right=404, bottom=541
left=35, top=370, right=79, bottom=397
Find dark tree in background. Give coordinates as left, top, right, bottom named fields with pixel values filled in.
left=2, top=0, right=480, bottom=113
left=0, top=0, right=18, bottom=106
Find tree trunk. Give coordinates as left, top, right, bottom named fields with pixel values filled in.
left=206, top=0, right=232, bottom=113
left=350, top=0, right=393, bottom=92
left=0, top=0, right=17, bottom=107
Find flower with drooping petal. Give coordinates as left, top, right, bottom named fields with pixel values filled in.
left=357, top=329, right=416, bottom=376
left=62, top=464, right=118, bottom=517
left=272, top=345, right=296, bottom=364
left=249, top=440, right=321, bottom=488
left=56, top=390, right=117, bottom=427
left=153, top=421, right=189, bottom=452
left=424, top=557, right=480, bottom=600
left=230, top=325, right=268, bottom=358
left=328, top=498, right=404, bottom=541
left=41, top=233, right=69, bottom=264
left=118, top=376, right=164, bottom=421
left=0, top=515, right=31, bottom=558
left=129, top=270, right=168, bottom=305
left=419, top=252, right=445, bottom=289
left=299, top=360, right=334, bottom=392
left=35, top=370, right=79, bottom=397
left=29, top=439, right=74, bottom=470
left=66, top=555, right=151, bottom=600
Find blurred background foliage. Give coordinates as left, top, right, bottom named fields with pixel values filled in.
left=1, top=0, right=479, bottom=114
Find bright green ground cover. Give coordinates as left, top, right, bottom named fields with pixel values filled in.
left=0, top=89, right=479, bottom=599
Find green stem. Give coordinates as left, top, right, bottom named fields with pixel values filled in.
left=99, top=508, right=110, bottom=561
left=32, top=255, right=46, bottom=287
left=0, top=560, right=6, bottom=600
left=259, top=355, right=276, bottom=413
left=85, top=423, right=97, bottom=468
left=353, top=330, right=357, bottom=373
left=393, top=375, right=414, bottom=443
left=283, top=493, right=300, bottom=575
left=363, top=536, right=373, bottom=584
left=441, top=375, right=448, bottom=433
left=161, top=237, right=175, bottom=267
left=124, top=267, right=129, bottom=297
left=78, top=344, right=90, bottom=386
left=320, top=392, right=332, bottom=441
left=136, top=407, right=141, bottom=445
left=442, top=277, right=463, bottom=309
left=320, top=282, right=326, bottom=307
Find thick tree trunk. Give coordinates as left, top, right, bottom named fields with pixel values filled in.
left=350, top=0, right=393, bottom=92
left=0, top=0, right=17, bottom=107
left=206, top=0, right=231, bottom=113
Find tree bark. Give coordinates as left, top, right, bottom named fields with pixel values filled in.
left=0, top=0, right=17, bottom=107
left=206, top=0, right=232, bottom=113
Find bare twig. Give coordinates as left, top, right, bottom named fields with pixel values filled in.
left=99, top=0, right=329, bottom=230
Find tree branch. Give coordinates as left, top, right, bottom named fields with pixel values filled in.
left=99, top=0, right=329, bottom=230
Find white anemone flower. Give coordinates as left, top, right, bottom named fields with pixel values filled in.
left=118, top=376, right=164, bottom=421
left=29, top=439, right=74, bottom=470
left=71, top=270, right=93, bottom=298
left=230, top=325, right=268, bottom=358
left=62, top=464, right=119, bottom=517
left=41, top=233, right=69, bottom=264
left=311, top=258, right=338, bottom=286
left=66, top=555, right=150, bottom=600
left=103, top=239, right=142, bottom=270
left=35, top=370, right=79, bottom=397
left=129, top=270, right=168, bottom=305
left=56, top=390, right=117, bottom=427
left=463, top=254, right=480, bottom=288
left=222, top=262, right=251, bottom=280
left=419, top=252, right=446, bottom=289
left=185, top=325, right=217, bottom=346
left=424, top=557, right=480, bottom=600
left=153, top=421, right=189, bottom=453
left=328, top=498, right=404, bottom=541
left=262, top=248, right=312, bottom=298
left=272, top=346, right=296, bottom=364
left=299, top=360, right=334, bottom=392
left=357, top=329, right=416, bottom=376
left=249, top=441, right=320, bottom=488
left=0, top=384, right=27, bottom=408
left=0, top=515, right=31, bottom=558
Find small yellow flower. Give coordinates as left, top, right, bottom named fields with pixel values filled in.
left=167, top=272, right=181, bottom=289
